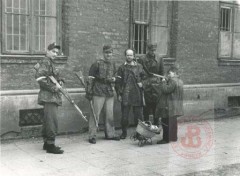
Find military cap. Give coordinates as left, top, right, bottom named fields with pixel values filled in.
left=147, top=43, right=157, bottom=50
left=103, top=45, right=113, bottom=52
left=47, top=42, right=61, bottom=50
left=167, top=65, right=179, bottom=74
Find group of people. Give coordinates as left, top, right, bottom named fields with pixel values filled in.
left=34, top=42, right=183, bottom=154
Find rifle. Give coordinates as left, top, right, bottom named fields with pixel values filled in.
left=137, top=58, right=166, bottom=79
left=48, top=76, right=88, bottom=122
left=151, top=73, right=166, bottom=79
left=75, top=71, right=98, bottom=128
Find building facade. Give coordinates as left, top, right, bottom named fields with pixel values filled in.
left=1, top=0, right=240, bottom=139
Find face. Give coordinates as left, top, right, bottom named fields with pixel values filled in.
left=125, top=49, right=134, bottom=63
left=103, top=50, right=113, bottom=61
left=46, top=48, right=59, bottom=59
left=168, top=71, right=175, bottom=78
left=148, top=48, right=156, bottom=57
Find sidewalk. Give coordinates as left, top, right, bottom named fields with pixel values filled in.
left=1, top=117, right=240, bottom=176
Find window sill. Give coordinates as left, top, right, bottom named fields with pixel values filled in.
left=0, top=55, right=68, bottom=64
left=218, top=58, right=240, bottom=66
left=163, top=57, right=176, bottom=65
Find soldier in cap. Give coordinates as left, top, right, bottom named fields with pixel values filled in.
left=34, top=42, right=64, bottom=154
left=85, top=45, right=120, bottom=144
left=138, top=43, right=164, bottom=126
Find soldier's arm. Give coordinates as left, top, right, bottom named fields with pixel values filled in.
left=161, top=79, right=176, bottom=94
left=158, top=57, right=164, bottom=76
left=115, top=65, right=124, bottom=97
left=86, top=62, right=98, bottom=95
left=35, top=61, right=57, bottom=92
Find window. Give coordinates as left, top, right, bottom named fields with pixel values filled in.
left=2, top=0, right=60, bottom=54
left=131, top=0, right=170, bottom=55
left=219, top=2, right=240, bottom=59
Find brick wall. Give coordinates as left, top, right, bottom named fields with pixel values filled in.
left=61, top=0, right=129, bottom=88
left=1, top=0, right=129, bottom=90
left=176, top=1, right=240, bottom=84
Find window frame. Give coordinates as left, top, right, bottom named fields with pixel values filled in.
left=129, top=0, right=171, bottom=57
left=218, top=1, right=240, bottom=60
left=1, top=0, right=62, bottom=55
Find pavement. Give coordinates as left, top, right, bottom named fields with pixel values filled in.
left=1, top=116, right=240, bottom=176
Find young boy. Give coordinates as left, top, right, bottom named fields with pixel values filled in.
left=153, top=66, right=184, bottom=144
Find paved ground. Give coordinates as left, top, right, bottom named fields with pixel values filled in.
left=1, top=117, right=240, bottom=176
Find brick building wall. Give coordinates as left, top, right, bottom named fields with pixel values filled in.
left=60, top=0, right=130, bottom=88
left=176, top=1, right=240, bottom=84
left=3, top=1, right=240, bottom=90
left=1, top=0, right=129, bottom=90
left=2, top=1, right=240, bottom=139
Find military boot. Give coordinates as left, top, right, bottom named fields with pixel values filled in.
left=43, top=142, right=61, bottom=150
left=46, top=144, right=64, bottom=154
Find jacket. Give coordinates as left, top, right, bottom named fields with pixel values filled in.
left=34, top=57, right=62, bottom=106
left=153, top=76, right=184, bottom=118
left=87, top=58, right=116, bottom=97
left=137, top=53, right=164, bottom=103
left=115, top=61, right=145, bottom=106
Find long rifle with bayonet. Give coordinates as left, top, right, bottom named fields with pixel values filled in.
left=34, top=63, right=88, bottom=122
left=48, top=76, right=88, bottom=122
left=75, top=71, right=98, bottom=128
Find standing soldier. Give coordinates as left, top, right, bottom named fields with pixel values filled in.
left=85, top=45, right=120, bottom=144
left=115, top=49, right=145, bottom=139
left=34, top=42, right=64, bottom=154
left=138, top=43, right=164, bottom=126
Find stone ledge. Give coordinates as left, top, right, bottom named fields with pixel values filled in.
left=2, top=83, right=240, bottom=96
left=0, top=55, right=68, bottom=64
left=0, top=88, right=85, bottom=96
left=218, top=58, right=240, bottom=66
left=184, top=83, right=240, bottom=89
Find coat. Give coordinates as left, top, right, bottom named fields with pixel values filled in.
left=87, top=59, right=116, bottom=97
left=115, top=62, right=145, bottom=106
left=137, top=54, right=164, bottom=103
left=153, top=76, right=184, bottom=118
left=34, top=57, right=62, bottom=106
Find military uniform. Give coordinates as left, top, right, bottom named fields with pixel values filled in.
left=138, top=51, right=164, bottom=125
left=35, top=56, right=63, bottom=146
left=86, top=57, right=119, bottom=141
left=115, top=61, right=145, bottom=137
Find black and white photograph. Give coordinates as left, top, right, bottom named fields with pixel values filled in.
left=1, top=0, right=240, bottom=175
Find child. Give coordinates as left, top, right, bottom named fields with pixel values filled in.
left=153, top=66, right=184, bottom=144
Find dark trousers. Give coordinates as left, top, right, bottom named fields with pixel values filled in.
left=143, top=101, right=159, bottom=125
left=42, top=103, right=58, bottom=144
left=161, top=117, right=178, bottom=142
left=121, top=104, right=143, bottom=134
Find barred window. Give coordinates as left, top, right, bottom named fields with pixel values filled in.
left=220, top=7, right=232, bottom=31
left=219, top=3, right=240, bottom=59
left=131, top=0, right=170, bottom=55
left=2, top=0, right=60, bottom=54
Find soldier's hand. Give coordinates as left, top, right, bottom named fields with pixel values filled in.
left=118, top=95, right=122, bottom=102
left=85, top=93, right=93, bottom=101
left=137, top=82, right=143, bottom=88
left=52, top=86, right=60, bottom=92
left=111, top=77, right=116, bottom=82
left=59, top=81, right=64, bottom=86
